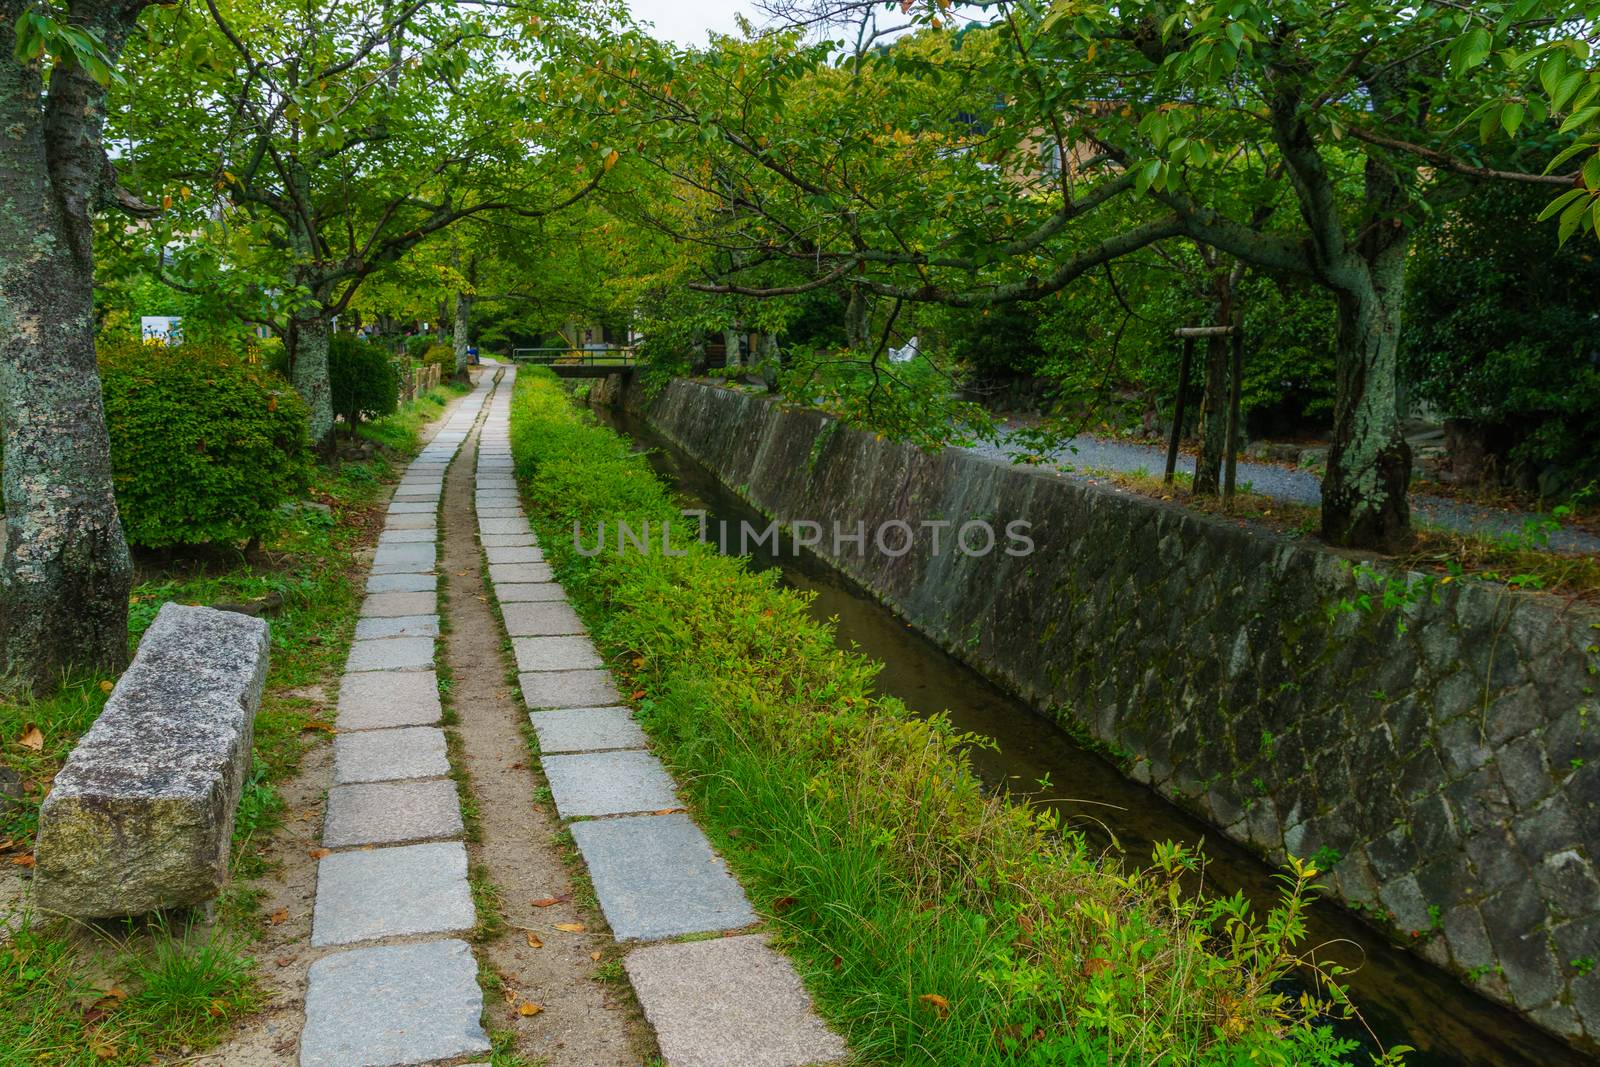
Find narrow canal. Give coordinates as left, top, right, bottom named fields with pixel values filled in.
left=592, top=403, right=1585, bottom=1067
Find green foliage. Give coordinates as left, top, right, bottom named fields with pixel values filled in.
left=328, top=333, right=399, bottom=427
left=422, top=342, right=455, bottom=374
left=1404, top=182, right=1600, bottom=490
left=507, top=370, right=1386, bottom=1066
left=99, top=339, right=312, bottom=548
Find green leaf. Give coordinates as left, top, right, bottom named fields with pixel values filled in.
left=1585, top=153, right=1600, bottom=192
left=1501, top=102, right=1524, bottom=137
left=1560, top=105, right=1600, bottom=135
left=1536, top=188, right=1587, bottom=222
left=1557, top=192, right=1590, bottom=245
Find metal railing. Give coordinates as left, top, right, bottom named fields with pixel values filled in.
left=509, top=346, right=637, bottom=367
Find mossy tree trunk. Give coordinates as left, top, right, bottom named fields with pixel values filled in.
left=1322, top=244, right=1411, bottom=550
left=0, top=1, right=148, bottom=688
left=287, top=297, right=335, bottom=457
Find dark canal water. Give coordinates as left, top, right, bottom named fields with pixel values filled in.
left=593, top=403, right=1587, bottom=1067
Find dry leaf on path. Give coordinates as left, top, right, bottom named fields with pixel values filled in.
left=308, top=848, right=330, bottom=860
left=525, top=930, right=543, bottom=949
left=269, top=908, right=289, bottom=925
left=590, top=950, right=601, bottom=961
left=555, top=922, right=585, bottom=933
left=11, top=854, right=35, bottom=868
left=16, top=723, right=43, bottom=751
left=518, top=1002, right=543, bottom=1017
left=530, top=895, right=567, bottom=907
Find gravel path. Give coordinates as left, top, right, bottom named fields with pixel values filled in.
left=966, top=429, right=1600, bottom=555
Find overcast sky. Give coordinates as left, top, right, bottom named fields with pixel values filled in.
left=626, top=0, right=754, bottom=46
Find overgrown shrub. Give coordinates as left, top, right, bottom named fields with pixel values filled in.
left=99, top=340, right=311, bottom=548
left=508, top=369, right=1380, bottom=1067
left=328, top=333, right=398, bottom=428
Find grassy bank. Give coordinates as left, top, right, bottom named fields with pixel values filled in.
left=508, top=368, right=1393, bottom=1067
left=0, top=381, right=469, bottom=1065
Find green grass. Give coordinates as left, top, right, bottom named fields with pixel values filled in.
left=0, top=381, right=463, bottom=1064
left=506, top=368, right=1396, bottom=1067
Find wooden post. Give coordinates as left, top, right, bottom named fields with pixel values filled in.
left=1222, top=314, right=1244, bottom=508
left=1165, top=336, right=1194, bottom=485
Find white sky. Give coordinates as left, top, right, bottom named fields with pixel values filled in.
left=626, top=0, right=755, bottom=47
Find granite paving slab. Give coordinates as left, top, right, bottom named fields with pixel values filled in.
left=519, top=669, right=620, bottom=709
left=624, top=935, right=846, bottom=1067
left=323, top=779, right=463, bottom=848
left=502, top=600, right=584, bottom=637
left=542, top=749, right=677, bottom=818
left=373, top=542, right=436, bottom=569
left=492, top=562, right=554, bottom=584
left=311, top=841, right=474, bottom=946
left=571, top=813, right=755, bottom=940
left=333, top=726, right=448, bottom=784
left=359, top=591, right=438, bottom=618
left=345, top=636, right=434, bottom=672
left=366, top=573, right=437, bottom=594
left=378, top=529, right=436, bottom=545
left=485, top=545, right=543, bottom=565
left=495, top=583, right=567, bottom=603
left=479, top=517, right=532, bottom=537
left=354, top=614, right=439, bottom=640
left=337, top=671, right=441, bottom=731
left=476, top=507, right=526, bottom=518
left=530, top=707, right=647, bottom=753
left=387, top=502, right=436, bottom=514
left=479, top=534, right=536, bottom=548
left=300, top=940, right=489, bottom=1067
left=384, top=514, right=437, bottom=530
left=513, top=635, right=602, bottom=672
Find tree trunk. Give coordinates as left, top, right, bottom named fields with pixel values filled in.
left=845, top=285, right=869, bottom=348
left=1193, top=331, right=1229, bottom=495
left=723, top=326, right=741, bottom=369
left=289, top=305, right=335, bottom=455
left=0, top=12, right=139, bottom=687
left=1321, top=252, right=1412, bottom=550
left=452, top=291, right=473, bottom=382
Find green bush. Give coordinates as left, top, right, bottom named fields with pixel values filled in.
left=508, top=369, right=1376, bottom=1067
left=422, top=342, right=455, bottom=374
left=99, top=340, right=312, bottom=548
left=328, top=333, right=398, bottom=428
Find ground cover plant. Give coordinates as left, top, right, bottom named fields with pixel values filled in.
left=507, top=368, right=1402, bottom=1066
left=0, top=381, right=466, bottom=1065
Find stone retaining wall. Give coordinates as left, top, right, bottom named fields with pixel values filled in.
left=623, top=376, right=1600, bottom=1047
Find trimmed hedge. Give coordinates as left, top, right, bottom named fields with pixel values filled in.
left=508, top=369, right=1375, bottom=1067
left=421, top=342, right=455, bottom=375
left=99, top=340, right=311, bottom=549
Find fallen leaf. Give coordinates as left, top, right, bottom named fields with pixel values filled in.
left=502, top=986, right=520, bottom=1006
left=456, top=570, right=469, bottom=576
left=630, top=689, right=646, bottom=700
left=301, top=721, right=336, bottom=734
left=631, top=656, right=645, bottom=669
left=12, top=854, right=35, bottom=868
left=525, top=930, right=543, bottom=949
left=590, top=950, right=602, bottom=961
left=530, top=896, right=566, bottom=908
left=0, top=838, right=13, bottom=853
left=651, top=807, right=683, bottom=816
left=95, top=986, right=127, bottom=1002
left=99, top=680, right=114, bottom=694
left=308, top=848, right=331, bottom=860
left=919, top=993, right=950, bottom=1018
left=269, top=908, right=288, bottom=925
left=275, top=955, right=294, bottom=967
left=555, top=922, right=586, bottom=933
left=831, top=955, right=842, bottom=971
left=1081, top=958, right=1113, bottom=978
left=518, top=1002, right=543, bottom=1017
left=16, top=723, right=44, bottom=751
left=771, top=895, right=797, bottom=912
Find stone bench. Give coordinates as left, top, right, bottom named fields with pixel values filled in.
left=33, top=603, right=270, bottom=918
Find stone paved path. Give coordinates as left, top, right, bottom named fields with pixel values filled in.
left=299, top=374, right=495, bottom=1067
left=478, top=370, right=848, bottom=1067
left=298, top=367, right=846, bottom=1066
